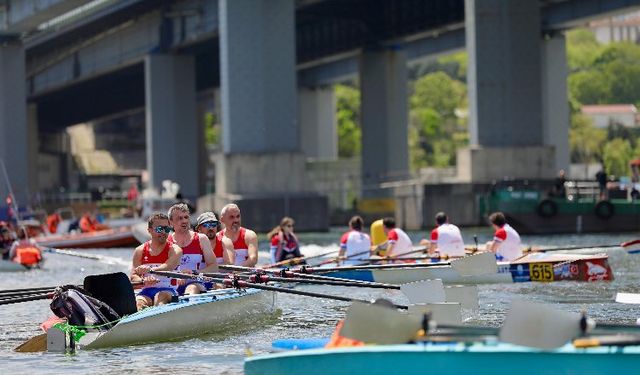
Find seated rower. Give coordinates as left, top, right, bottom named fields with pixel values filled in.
left=485, top=212, right=523, bottom=261
left=338, top=216, right=372, bottom=265
left=168, top=203, right=218, bottom=295
left=423, top=212, right=465, bottom=258
left=375, top=217, right=413, bottom=260
left=130, top=213, right=183, bottom=310
left=195, top=211, right=235, bottom=265
left=267, top=217, right=303, bottom=264
left=79, top=211, right=109, bottom=233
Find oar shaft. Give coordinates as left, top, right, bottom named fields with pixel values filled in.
left=0, top=288, right=54, bottom=299
left=0, top=293, right=52, bottom=305
left=152, top=270, right=408, bottom=310
left=301, top=261, right=451, bottom=273
left=204, top=272, right=400, bottom=290
left=263, top=249, right=340, bottom=269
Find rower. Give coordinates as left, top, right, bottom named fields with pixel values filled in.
left=195, top=211, right=235, bottom=265
left=338, top=216, right=372, bottom=265
left=267, top=217, right=303, bottom=264
left=422, top=212, right=465, bottom=257
left=130, top=212, right=182, bottom=310
left=218, top=203, right=259, bottom=267
left=373, top=217, right=413, bottom=260
left=168, top=203, right=219, bottom=295
left=485, top=212, right=523, bottom=261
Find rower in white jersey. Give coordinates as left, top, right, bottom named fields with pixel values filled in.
left=218, top=203, right=259, bottom=267
left=486, top=211, right=523, bottom=261
left=376, top=217, right=413, bottom=259
left=195, top=211, right=235, bottom=265
left=167, top=203, right=218, bottom=295
left=424, top=212, right=465, bottom=257
left=338, top=215, right=372, bottom=265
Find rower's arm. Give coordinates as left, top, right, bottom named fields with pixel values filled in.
left=197, top=233, right=219, bottom=273
left=242, top=229, right=259, bottom=267
left=221, top=237, right=235, bottom=265
left=130, top=245, right=144, bottom=283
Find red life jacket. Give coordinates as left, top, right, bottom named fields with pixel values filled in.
left=13, top=243, right=42, bottom=266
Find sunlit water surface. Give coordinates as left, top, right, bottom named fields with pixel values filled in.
left=1, top=228, right=639, bottom=374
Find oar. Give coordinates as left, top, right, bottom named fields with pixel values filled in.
left=294, top=252, right=498, bottom=277
left=0, top=287, right=56, bottom=299
left=620, top=239, right=640, bottom=254
left=0, top=292, right=53, bottom=305
left=203, top=272, right=399, bottom=290
left=524, top=241, right=636, bottom=253
left=262, top=249, right=340, bottom=269
left=573, top=334, right=640, bottom=348
left=0, top=285, right=61, bottom=296
left=615, top=292, right=640, bottom=304
left=151, top=270, right=409, bottom=310
left=44, top=248, right=130, bottom=266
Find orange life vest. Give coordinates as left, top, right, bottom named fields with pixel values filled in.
left=325, top=320, right=365, bottom=348
left=13, top=243, right=42, bottom=266
left=46, top=214, right=61, bottom=234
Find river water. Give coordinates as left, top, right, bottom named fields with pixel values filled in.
left=1, top=228, right=639, bottom=374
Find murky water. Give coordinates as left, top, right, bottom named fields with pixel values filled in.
left=1, top=228, right=639, bottom=374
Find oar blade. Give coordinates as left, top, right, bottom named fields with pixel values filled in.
left=615, top=292, right=640, bottom=304
left=400, top=279, right=445, bottom=305
left=499, top=299, right=581, bottom=349
left=341, top=301, right=421, bottom=345
left=14, top=333, right=47, bottom=353
left=444, top=285, right=479, bottom=310
left=621, top=239, right=640, bottom=254
left=451, top=252, right=497, bottom=276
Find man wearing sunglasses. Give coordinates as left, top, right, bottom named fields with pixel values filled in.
left=218, top=203, right=259, bottom=267
left=168, top=203, right=219, bottom=295
left=130, top=212, right=183, bottom=310
left=195, top=212, right=235, bottom=265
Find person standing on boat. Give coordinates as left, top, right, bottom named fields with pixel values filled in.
left=195, top=211, right=235, bottom=265
left=218, top=203, right=259, bottom=267
left=168, top=203, right=219, bottom=295
left=485, top=212, right=522, bottom=261
left=338, top=216, right=372, bottom=265
left=374, top=217, right=413, bottom=259
left=131, top=212, right=183, bottom=310
left=267, top=217, right=303, bottom=264
left=421, top=212, right=465, bottom=258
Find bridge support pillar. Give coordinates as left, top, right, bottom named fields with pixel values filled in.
left=298, top=87, right=337, bottom=160
left=462, top=0, right=555, bottom=182
left=145, top=54, right=200, bottom=200
left=542, top=34, right=570, bottom=173
left=218, top=0, right=307, bottom=196
left=360, top=49, right=409, bottom=196
left=0, top=44, right=33, bottom=206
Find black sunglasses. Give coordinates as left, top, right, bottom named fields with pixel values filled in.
left=153, top=225, right=173, bottom=234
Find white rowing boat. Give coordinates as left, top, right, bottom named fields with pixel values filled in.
left=49, top=287, right=278, bottom=350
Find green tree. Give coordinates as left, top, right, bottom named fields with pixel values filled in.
left=204, top=112, right=220, bottom=146
left=335, top=84, right=361, bottom=158
left=603, top=138, right=632, bottom=177
left=569, top=113, right=606, bottom=164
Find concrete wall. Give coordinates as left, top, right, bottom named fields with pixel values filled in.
left=457, top=146, right=556, bottom=183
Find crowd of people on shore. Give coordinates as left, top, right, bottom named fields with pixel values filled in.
left=130, top=200, right=521, bottom=310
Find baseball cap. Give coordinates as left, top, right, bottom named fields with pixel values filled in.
left=196, top=212, right=218, bottom=227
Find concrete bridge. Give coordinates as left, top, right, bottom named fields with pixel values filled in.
left=1, top=0, right=639, bottom=229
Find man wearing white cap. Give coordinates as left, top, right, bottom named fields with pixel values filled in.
left=195, top=212, right=235, bottom=265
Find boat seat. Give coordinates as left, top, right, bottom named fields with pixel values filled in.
left=83, top=272, right=138, bottom=317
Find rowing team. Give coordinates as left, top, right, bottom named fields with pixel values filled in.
left=339, top=211, right=522, bottom=265
left=131, top=203, right=263, bottom=311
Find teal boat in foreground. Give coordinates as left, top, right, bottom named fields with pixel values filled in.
left=245, top=341, right=640, bottom=375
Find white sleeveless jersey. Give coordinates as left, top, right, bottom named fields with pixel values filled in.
left=340, top=230, right=371, bottom=265
left=386, top=228, right=413, bottom=258
left=431, top=224, right=465, bottom=257
left=494, top=224, right=522, bottom=261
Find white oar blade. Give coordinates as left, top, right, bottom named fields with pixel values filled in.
left=409, top=302, right=462, bottom=325
left=400, top=279, right=445, bottom=304
left=341, top=302, right=421, bottom=345
left=451, top=252, right=497, bottom=276
left=499, top=299, right=581, bottom=349
left=616, top=292, right=640, bottom=304
left=445, top=285, right=479, bottom=310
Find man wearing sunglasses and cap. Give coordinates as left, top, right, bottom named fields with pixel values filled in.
left=130, top=212, right=183, bottom=310
left=167, top=203, right=219, bottom=295
left=195, top=212, right=235, bottom=265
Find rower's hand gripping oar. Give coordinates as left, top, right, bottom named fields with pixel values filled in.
left=151, top=270, right=410, bottom=309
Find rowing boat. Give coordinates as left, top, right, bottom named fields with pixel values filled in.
left=318, top=253, right=613, bottom=284
left=34, top=226, right=139, bottom=249
left=245, top=341, right=640, bottom=375
left=49, top=287, right=278, bottom=350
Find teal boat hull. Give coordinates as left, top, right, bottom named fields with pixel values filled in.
left=245, top=342, right=640, bottom=375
